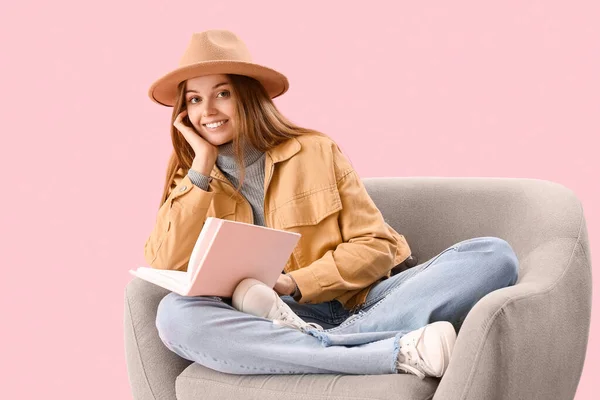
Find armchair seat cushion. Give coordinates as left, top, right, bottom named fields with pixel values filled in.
left=176, top=363, right=439, bottom=400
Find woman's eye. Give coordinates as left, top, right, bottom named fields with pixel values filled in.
left=188, top=91, right=229, bottom=104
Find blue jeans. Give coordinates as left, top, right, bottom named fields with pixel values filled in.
left=155, top=236, right=518, bottom=375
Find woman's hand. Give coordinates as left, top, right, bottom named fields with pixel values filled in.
left=273, top=274, right=297, bottom=296
left=173, top=109, right=218, bottom=174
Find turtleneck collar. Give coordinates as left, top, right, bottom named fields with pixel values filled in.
left=216, top=140, right=265, bottom=171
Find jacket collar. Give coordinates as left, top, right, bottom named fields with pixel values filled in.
left=209, top=137, right=301, bottom=181
left=266, top=136, right=301, bottom=163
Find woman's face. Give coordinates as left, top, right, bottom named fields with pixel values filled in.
left=184, top=74, right=236, bottom=146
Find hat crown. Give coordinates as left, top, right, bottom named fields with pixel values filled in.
left=179, top=30, right=252, bottom=67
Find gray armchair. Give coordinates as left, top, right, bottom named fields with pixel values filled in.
left=125, top=177, right=592, bottom=400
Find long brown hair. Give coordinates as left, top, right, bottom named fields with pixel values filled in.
left=158, top=74, right=325, bottom=208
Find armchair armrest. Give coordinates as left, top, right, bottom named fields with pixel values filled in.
left=434, top=216, right=592, bottom=400
left=124, top=278, right=193, bottom=400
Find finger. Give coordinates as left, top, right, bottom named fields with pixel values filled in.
left=174, top=109, right=187, bottom=122
left=173, top=117, right=187, bottom=130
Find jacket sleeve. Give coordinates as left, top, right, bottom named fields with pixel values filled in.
left=143, top=167, right=215, bottom=271
left=287, top=143, right=398, bottom=304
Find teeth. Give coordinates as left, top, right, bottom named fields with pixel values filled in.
left=204, top=120, right=227, bottom=128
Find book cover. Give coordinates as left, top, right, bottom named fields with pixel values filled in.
left=129, top=218, right=301, bottom=297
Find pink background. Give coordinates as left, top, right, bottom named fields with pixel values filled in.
left=1, top=1, right=597, bottom=398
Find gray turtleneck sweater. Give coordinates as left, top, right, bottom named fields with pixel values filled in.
left=186, top=140, right=266, bottom=225
left=185, top=140, right=301, bottom=298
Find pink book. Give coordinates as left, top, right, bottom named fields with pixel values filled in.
left=129, top=217, right=301, bottom=297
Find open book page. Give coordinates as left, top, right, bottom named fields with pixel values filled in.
left=188, top=217, right=224, bottom=287
left=127, top=218, right=223, bottom=295
left=129, top=267, right=189, bottom=295
left=187, top=217, right=223, bottom=280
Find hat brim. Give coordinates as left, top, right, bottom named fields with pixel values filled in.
left=148, top=60, right=289, bottom=107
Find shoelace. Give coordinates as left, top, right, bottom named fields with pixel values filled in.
left=272, top=308, right=324, bottom=332
left=396, top=327, right=428, bottom=379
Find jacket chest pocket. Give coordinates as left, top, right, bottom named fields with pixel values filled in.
left=275, top=184, right=342, bottom=228
left=273, top=184, right=343, bottom=268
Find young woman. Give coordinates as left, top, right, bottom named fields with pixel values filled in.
left=146, top=30, right=519, bottom=379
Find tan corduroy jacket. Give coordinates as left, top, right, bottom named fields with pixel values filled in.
left=144, top=133, right=412, bottom=311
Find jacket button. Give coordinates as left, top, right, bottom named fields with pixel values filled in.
left=179, top=185, right=187, bottom=192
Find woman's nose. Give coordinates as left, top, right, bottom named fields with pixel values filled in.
left=202, top=104, right=217, bottom=117
left=201, top=97, right=217, bottom=116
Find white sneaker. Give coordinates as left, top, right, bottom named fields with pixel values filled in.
left=232, top=278, right=323, bottom=333
left=396, top=321, right=456, bottom=379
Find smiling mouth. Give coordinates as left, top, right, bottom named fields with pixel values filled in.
left=202, top=120, right=229, bottom=129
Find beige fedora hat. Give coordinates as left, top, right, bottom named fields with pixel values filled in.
left=148, top=30, right=289, bottom=106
